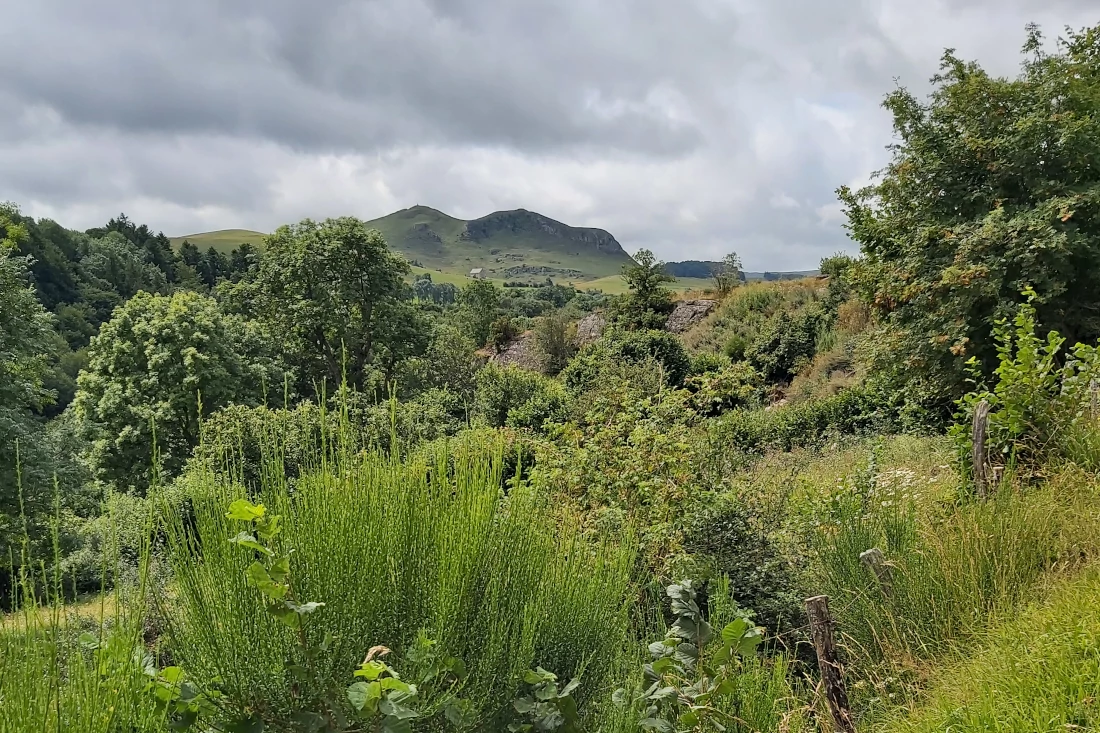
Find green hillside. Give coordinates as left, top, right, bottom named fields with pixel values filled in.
left=365, top=205, right=636, bottom=283
left=169, top=229, right=266, bottom=252
left=169, top=207, right=636, bottom=285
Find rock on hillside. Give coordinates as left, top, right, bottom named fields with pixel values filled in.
left=575, top=312, right=607, bottom=347
left=666, top=299, right=717, bottom=333
left=490, top=331, right=543, bottom=371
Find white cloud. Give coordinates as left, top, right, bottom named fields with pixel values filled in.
left=1, top=0, right=1097, bottom=269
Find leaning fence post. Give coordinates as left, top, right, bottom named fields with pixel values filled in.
left=859, top=548, right=892, bottom=599
left=805, top=595, right=856, bottom=733
left=971, top=399, right=991, bottom=499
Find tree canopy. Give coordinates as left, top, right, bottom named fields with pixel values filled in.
left=248, top=217, right=424, bottom=394
left=74, top=291, right=283, bottom=492
left=842, top=23, right=1100, bottom=410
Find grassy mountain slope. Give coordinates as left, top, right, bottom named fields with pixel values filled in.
left=169, top=229, right=265, bottom=252
left=365, top=205, right=636, bottom=283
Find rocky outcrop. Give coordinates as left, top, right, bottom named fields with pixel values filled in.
left=490, top=331, right=543, bottom=372
left=502, top=264, right=586, bottom=279
left=574, top=312, right=607, bottom=347
left=665, top=299, right=718, bottom=333
left=462, top=209, right=628, bottom=256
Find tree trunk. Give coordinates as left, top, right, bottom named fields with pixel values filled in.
left=805, top=595, right=856, bottom=733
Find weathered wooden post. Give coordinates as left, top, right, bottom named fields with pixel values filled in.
left=859, top=548, right=892, bottom=599
left=805, top=595, right=856, bottom=733
left=1091, top=379, right=1098, bottom=421
left=972, top=399, right=991, bottom=499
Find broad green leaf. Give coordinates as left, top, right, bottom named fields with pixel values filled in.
left=445, top=698, right=475, bottom=727
left=444, top=655, right=467, bottom=680
left=512, top=697, right=536, bottom=714
left=226, top=499, right=265, bottom=522
left=347, top=681, right=382, bottom=712
left=256, top=514, right=282, bottom=540
left=640, top=717, right=674, bottom=732
left=522, top=669, right=545, bottom=685
left=159, top=667, right=185, bottom=685
left=78, top=632, right=100, bottom=650
left=268, top=556, right=290, bottom=583
left=168, top=709, right=199, bottom=730
left=381, top=718, right=413, bottom=733
left=680, top=710, right=700, bottom=728
left=720, top=619, right=750, bottom=645
left=713, top=678, right=737, bottom=697
left=559, top=676, right=582, bottom=698
left=380, top=677, right=411, bottom=693
left=229, top=532, right=273, bottom=556
left=355, top=660, right=388, bottom=680
left=267, top=602, right=300, bottom=628
left=379, top=698, right=420, bottom=720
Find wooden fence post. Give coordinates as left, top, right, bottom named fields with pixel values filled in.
left=805, top=595, right=856, bottom=733
left=859, top=548, right=892, bottom=599
left=971, top=399, right=991, bottom=499
left=1091, top=379, right=1098, bottom=421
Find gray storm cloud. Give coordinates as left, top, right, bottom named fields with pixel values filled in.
left=1, top=0, right=1097, bottom=268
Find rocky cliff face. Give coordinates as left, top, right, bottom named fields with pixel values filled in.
left=462, top=209, right=627, bottom=255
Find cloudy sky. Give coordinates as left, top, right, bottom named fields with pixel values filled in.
left=1, top=1, right=1096, bottom=269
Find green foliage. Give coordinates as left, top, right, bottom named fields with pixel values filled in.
left=248, top=217, right=424, bottom=395
left=474, top=364, right=568, bottom=431
left=841, top=23, right=1100, bottom=404
left=458, top=278, right=502, bottom=347
left=564, top=331, right=691, bottom=395
left=884, top=567, right=1100, bottom=733
left=711, top=253, right=743, bottom=296
left=510, top=668, right=583, bottom=733
left=159, top=428, right=635, bottom=730
left=74, top=290, right=284, bottom=493
left=713, top=385, right=886, bottom=453
left=683, top=363, right=762, bottom=417
left=614, top=580, right=777, bottom=733
left=534, top=313, right=577, bottom=376
left=746, top=308, right=825, bottom=384
left=616, top=250, right=675, bottom=330
left=489, top=315, right=519, bottom=353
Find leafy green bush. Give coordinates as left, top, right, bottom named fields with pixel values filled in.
left=683, top=362, right=762, bottom=417
left=714, top=386, right=886, bottom=453
left=474, top=364, right=568, bottom=431
left=688, top=351, right=730, bottom=376
left=563, top=330, right=691, bottom=394
left=746, top=308, right=825, bottom=383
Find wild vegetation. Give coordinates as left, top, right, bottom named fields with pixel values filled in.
left=4, top=21, right=1100, bottom=733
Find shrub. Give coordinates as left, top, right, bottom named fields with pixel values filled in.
left=746, top=308, right=826, bottom=383
left=683, top=362, right=762, bottom=417
left=561, top=329, right=693, bottom=395
left=689, top=351, right=731, bottom=376
left=488, top=316, right=519, bottom=353
left=473, top=363, right=568, bottom=431
left=534, top=313, right=577, bottom=376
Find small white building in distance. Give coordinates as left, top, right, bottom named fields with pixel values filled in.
left=469, top=268, right=485, bottom=279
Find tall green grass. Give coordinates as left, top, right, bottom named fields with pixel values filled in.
left=0, top=508, right=163, bottom=733
left=810, top=451, right=1100, bottom=685
left=159, top=423, right=637, bottom=728
left=885, top=566, right=1100, bottom=733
